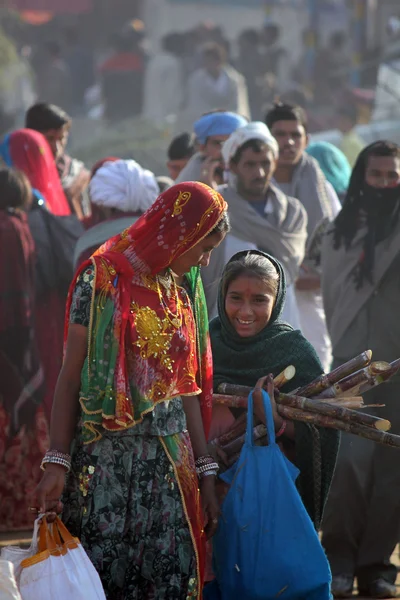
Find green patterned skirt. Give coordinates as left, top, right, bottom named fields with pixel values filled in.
left=62, top=425, right=197, bottom=600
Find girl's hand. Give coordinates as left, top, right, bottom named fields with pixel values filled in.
left=200, top=476, right=220, bottom=539
left=253, top=374, right=284, bottom=432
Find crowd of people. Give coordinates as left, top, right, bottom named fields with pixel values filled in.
left=0, top=18, right=400, bottom=600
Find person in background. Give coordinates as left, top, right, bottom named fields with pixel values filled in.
left=176, top=111, right=248, bottom=185
left=167, top=132, right=196, bottom=181
left=143, top=33, right=184, bottom=125
left=235, top=29, right=264, bottom=120
left=321, top=142, right=400, bottom=600
left=0, top=167, right=48, bottom=532
left=184, top=43, right=250, bottom=128
left=26, top=102, right=90, bottom=218
left=202, top=121, right=307, bottom=324
left=338, top=104, right=365, bottom=168
left=63, top=27, right=95, bottom=115
left=37, top=41, right=72, bottom=111
left=0, top=128, right=70, bottom=216
left=266, top=103, right=339, bottom=372
left=307, top=141, right=351, bottom=204
left=34, top=183, right=229, bottom=599
left=99, top=26, right=145, bottom=121
left=261, top=23, right=292, bottom=98
left=74, top=158, right=159, bottom=267
left=156, top=175, right=174, bottom=193
left=0, top=129, right=82, bottom=421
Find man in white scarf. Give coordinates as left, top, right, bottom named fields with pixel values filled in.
left=202, top=121, right=307, bottom=325
left=73, top=159, right=159, bottom=267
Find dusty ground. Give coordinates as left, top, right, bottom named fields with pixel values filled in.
left=1, top=533, right=399, bottom=598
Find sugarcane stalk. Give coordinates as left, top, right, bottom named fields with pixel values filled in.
left=277, top=392, right=391, bottom=432
left=294, top=350, right=373, bottom=398
left=215, top=392, right=365, bottom=410
left=273, top=366, right=296, bottom=389
left=221, top=423, right=267, bottom=456
left=217, top=366, right=296, bottom=398
left=277, top=406, right=400, bottom=449
left=213, top=394, right=248, bottom=409
left=315, top=397, right=365, bottom=409
left=358, top=360, right=400, bottom=395
left=209, top=413, right=247, bottom=447
left=316, top=362, right=391, bottom=399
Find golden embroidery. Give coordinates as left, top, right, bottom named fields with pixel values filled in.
left=132, top=304, right=174, bottom=371
left=172, top=190, right=191, bottom=217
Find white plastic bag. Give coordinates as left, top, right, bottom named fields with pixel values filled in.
left=0, top=560, right=22, bottom=600
left=0, top=518, right=40, bottom=585
left=19, top=517, right=106, bottom=600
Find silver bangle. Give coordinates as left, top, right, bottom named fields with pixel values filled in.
left=40, top=451, right=71, bottom=473
left=199, top=470, right=218, bottom=480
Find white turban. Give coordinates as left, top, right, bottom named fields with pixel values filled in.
left=221, top=121, right=279, bottom=168
left=89, top=159, right=159, bottom=213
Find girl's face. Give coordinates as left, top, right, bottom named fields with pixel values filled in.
left=225, top=275, right=276, bottom=338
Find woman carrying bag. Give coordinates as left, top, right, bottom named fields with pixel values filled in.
left=33, top=182, right=230, bottom=599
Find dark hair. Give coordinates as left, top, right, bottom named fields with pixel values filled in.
left=202, top=42, right=227, bottom=64
left=26, top=103, right=71, bottom=132
left=263, top=23, right=281, bottom=43
left=208, top=210, right=230, bottom=237
left=45, top=40, right=62, bottom=57
left=230, top=138, right=271, bottom=165
left=162, top=33, right=182, bottom=55
left=0, top=167, right=32, bottom=210
left=222, top=252, right=279, bottom=298
left=239, top=29, right=260, bottom=46
left=168, top=133, right=196, bottom=161
left=333, top=140, right=400, bottom=286
left=265, top=102, right=308, bottom=132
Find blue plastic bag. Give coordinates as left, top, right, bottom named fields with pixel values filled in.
left=211, top=390, right=332, bottom=600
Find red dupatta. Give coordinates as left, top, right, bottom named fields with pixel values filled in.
left=65, top=182, right=227, bottom=442
left=8, top=129, right=71, bottom=216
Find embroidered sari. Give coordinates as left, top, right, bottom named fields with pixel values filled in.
left=63, top=182, right=227, bottom=599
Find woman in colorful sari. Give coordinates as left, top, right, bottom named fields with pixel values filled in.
left=34, top=182, right=229, bottom=599
left=209, top=250, right=339, bottom=528
left=0, top=167, right=49, bottom=532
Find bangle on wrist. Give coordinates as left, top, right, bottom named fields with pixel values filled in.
left=275, top=419, right=287, bottom=439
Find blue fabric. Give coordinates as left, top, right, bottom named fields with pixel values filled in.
left=194, top=112, right=248, bottom=144
left=212, top=390, right=332, bottom=600
left=306, top=141, right=351, bottom=197
left=0, top=134, right=12, bottom=167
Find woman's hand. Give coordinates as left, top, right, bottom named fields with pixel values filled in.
left=253, top=375, right=284, bottom=432
left=32, top=464, right=66, bottom=520
left=200, top=475, right=220, bottom=540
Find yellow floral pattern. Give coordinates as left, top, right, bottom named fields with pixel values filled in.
left=132, top=303, right=174, bottom=372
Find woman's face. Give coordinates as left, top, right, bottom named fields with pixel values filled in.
left=225, top=275, right=276, bottom=338
left=169, top=231, right=225, bottom=277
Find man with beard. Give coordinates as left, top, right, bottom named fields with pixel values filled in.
left=321, top=141, right=400, bottom=599
left=266, top=103, right=340, bottom=371
left=176, top=111, right=247, bottom=186
left=202, top=121, right=307, bottom=322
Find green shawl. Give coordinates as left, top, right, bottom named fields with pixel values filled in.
left=210, top=250, right=339, bottom=528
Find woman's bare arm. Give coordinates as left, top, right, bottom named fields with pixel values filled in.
left=49, top=324, right=88, bottom=453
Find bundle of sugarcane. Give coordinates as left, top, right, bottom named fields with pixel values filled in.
left=211, top=351, right=400, bottom=458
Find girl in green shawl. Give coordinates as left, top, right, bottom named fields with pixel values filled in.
left=209, top=250, right=339, bottom=528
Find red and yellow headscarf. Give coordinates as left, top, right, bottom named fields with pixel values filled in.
left=66, top=182, right=227, bottom=443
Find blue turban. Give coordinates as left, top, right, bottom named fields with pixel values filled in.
left=194, top=112, right=248, bottom=145
left=307, top=141, right=351, bottom=198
